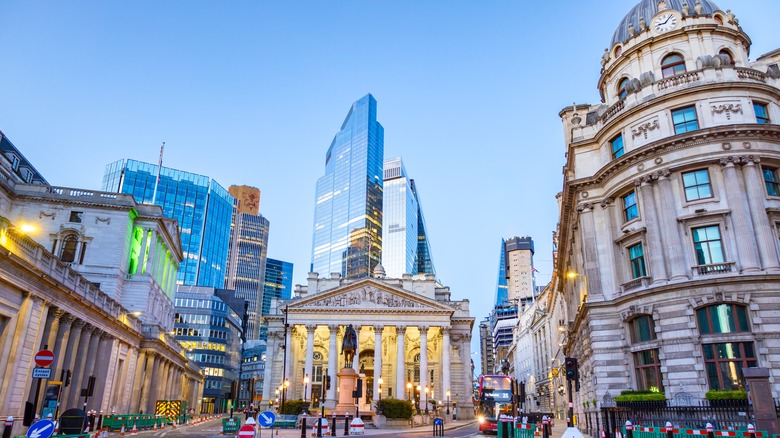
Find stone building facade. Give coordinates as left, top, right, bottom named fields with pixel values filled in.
left=261, top=269, right=475, bottom=419
left=555, top=0, right=780, bottom=417
left=0, top=144, right=202, bottom=433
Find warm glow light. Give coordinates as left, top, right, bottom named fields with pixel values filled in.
left=20, top=224, right=35, bottom=233
left=566, top=272, right=578, bottom=279
left=132, top=311, right=142, bottom=317
left=303, top=375, right=310, bottom=384
left=378, top=377, right=383, bottom=385
left=417, top=385, right=421, bottom=391
left=407, top=383, right=412, bottom=389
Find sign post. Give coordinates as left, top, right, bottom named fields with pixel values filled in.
left=257, top=411, right=275, bottom=438
left=238, top=424, right=256, bottom=438
left=31, top=349, right=55, bottom=422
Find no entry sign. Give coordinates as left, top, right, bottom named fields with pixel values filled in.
left=35, top=350, right=55, bottom=367
left=238, top=424, right=255, bottom=438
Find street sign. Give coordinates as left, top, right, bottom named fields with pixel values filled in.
left=26, top=419, right=55, bottom=438
left=34, top=350, right=55, bottom=367
left=238, top=424, right=256, bottom=438
left=32, top=368, right=52, bottom=379
left=257, top=412, right=275, bottom=428
left=434, top=418, right=443, bottom=426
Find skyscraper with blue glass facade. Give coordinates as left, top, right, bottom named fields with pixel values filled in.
left=381, top=157, right=436, bottom=279
left=495, top=238, right=509, bottom=306
left=103, top=159, right=234, bottom=288
left=261, top=258, right=293, bottom=339
left=311, top=94, right=384, bottom=279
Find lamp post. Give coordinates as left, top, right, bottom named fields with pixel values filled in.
left=377, top=376, right=383, bottom=415
left=446, top=390, right=450, bottom=415
left=407, top=382, right=412, bottom=402
left=304, top=374, right=310, bottom=403
left=282, top=379, right=290, bottom=412
left=424, top=387, right=429, bottom=415
left=416, top=385, right=421, bottom=414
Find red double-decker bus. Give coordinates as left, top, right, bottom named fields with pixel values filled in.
left=476, top=375, right=513, bottom=434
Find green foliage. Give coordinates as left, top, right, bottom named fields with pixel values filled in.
left=614, top=391, right=666, bottom=402
left=705, top=390, right=747, bottom=400
left=281, top=400, right=310, bottom=415
left=376, top=398, right=413, bottom=419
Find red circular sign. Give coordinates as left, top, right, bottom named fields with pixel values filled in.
left=35, top=350, right=55, bottom=367
left=238, top=425, right=255, bottom=438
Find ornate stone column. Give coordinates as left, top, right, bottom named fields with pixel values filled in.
left=395, top=326, right=406, bottom=400
left=372, top=325, right=384, bottom=406
left=143, top=354, right=161, bottom=414
left=460, top=332, right=474, bottom=415
left=69, top=324, right=95, bottom=408
left=741, top=157, right=780, bottom=271
left=655, top=171, right=689, bottom=280
left=720, top=157, right=760, bottom=272
left=138, top=228, right=148, bottom=273
left=80, top=328, right=102, bottom=409
left=261, top=333, right=276, bottom=408
left=91, top=333, right=113, bottom=411
left=327, top=325, right=338, bottom=406
left=51, top=313, right=73, bottom=374
left=304, top=325, right=316, bottom=402
left=60, top=319, right=84, bottom=407
left=40, top=307, right=60, bottom=351
left=637, top=177, right=668, bottom=283
left=577, top=202, right=604, bottom=297
left=441, top=327, right=451, bottom=401
left=419, top=326, right=429, bottom=395
left=131, top=349, right=147, bottom=412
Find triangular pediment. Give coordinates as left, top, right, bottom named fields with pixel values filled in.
left=288, top=278, right=454, bottom=313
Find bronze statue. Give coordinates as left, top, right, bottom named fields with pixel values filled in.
left=341, top=324, right=358, bottom=367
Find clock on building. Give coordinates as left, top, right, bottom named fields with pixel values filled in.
left=653, top=12, right=678, bottom=33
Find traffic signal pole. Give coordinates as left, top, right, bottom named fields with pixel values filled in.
left=567, top=378, right=574, bottom=427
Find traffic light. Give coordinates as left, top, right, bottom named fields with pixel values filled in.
left=325, top=375, right=331, bottom=391
left=565, top=357, right=579, bottom=382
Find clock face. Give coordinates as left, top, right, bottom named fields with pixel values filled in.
left=654, top=13, right=678, bottom=33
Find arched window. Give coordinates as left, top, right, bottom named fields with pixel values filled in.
left=628, top=315, right=656, bottom=343
left=618, top=78, right=630, bottom=99
left=60, top=235, right=78, bottom=263
left=661, top=53, right=686, bottom=78
left=614, top=46, right=623, bottom=58
left=697, top=303, right=756, bottom=390
left=719, top=49, right=734, bottom=66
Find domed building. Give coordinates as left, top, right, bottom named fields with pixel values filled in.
left=556, top=0, right=780, bottom=426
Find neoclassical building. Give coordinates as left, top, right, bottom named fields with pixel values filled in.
left=555, top=0, right=780, bottom=417
left=261, top=269, right=474, bottom=419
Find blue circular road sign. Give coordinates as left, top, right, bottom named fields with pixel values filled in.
left=257, top=411, right=276, bottom=428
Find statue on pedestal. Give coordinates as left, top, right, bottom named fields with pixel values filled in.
left=341, top=324, right=357, bottom=367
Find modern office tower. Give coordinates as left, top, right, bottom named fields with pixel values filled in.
left=175, top=287, right=245, bottom=414
left=505, top=236, right=536, bottom=304
left=311, top=94, right=384, bottom=279
left=413, top=178, right=436, bottom=277
left=495, top=239, right=509, bottom=307
left=103, top=159, right=234, bottom=288
left=262, top=258, right=293, bottom=315
left=479, top=318, right=495, bottom=376
left=225, top=185, right=269, bottom=340
left=0, top=131, right=49, bottom=185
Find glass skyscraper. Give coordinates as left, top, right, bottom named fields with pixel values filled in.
left=261, top=258, right=293, bottom=339
left=225, top=185, right=269, bottom=341
left=311, top=94, right=384, bottom=279
left=381, top=157, right=436, bottom=279
left=103, top=159, right=234, bottom=288
left=495, top=238, right=509, bottom=306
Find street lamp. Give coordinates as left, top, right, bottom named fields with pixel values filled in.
left=424, top=387, right=429, bottom=415
left=303, top=374, right=310, bottom=403
left=377, top=376, right=383, bottom=415
left=416, top=385, right=422, bottom=414
left=446, top=390, right=451, bottom=415
left=281, top=379, right=290, bottom=412
left=407, top=382, right=412, bottom=402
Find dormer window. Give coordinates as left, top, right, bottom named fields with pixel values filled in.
left=719, top=49, right=734, bottom=66
left=618, top=78, right=629, bottom=100
left=714, top=14, right=724, bottom=25
left=614, top=46, right=623, bottom=58
left=661, top=53, right=686, bottom=78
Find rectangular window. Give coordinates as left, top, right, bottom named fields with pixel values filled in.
left=692, top=225, right=725, bottom=265
left=623, top=191, right=638, bottom=221
left=672, top=106, right=699, bottom=134
left=629, top=315, right=656, bottom=343
left=611, top=134, right=625, bottom=159
left=69, top=211, right=83, bottom=223
left=633, top=349, right=663, bottom=392
left=628, top=243, right=647, bottom=279
left=754, top=103, right=769, bottom=124
left=703, top=342, right=757, bottom=390
left=763, top=167, right=779, bottom=196
left=682, top=169, right=713, bottom=201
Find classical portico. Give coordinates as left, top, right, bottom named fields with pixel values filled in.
left=262, top=272, right=474, bottom=419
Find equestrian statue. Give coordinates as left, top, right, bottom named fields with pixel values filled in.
left=341, top=324, right=358, bottom=368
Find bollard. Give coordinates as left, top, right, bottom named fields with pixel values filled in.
left=665, top=422, right=674, bottom=438
left=747, top=424, right=756, bottom=438
left=317, top=415, right=323, bottom=438
left=706, top=423, right=714, bottom=438
left=626, top=421, right=634, bottom=438
left=3, top=417, right=13, bottom=438
left=300, top=415, right=307, bottom=438
left=344, top=416, right=349, bottom=436
left=331, top=414, right=337, bottom=437
left=542, top=416, right=549, bottom=438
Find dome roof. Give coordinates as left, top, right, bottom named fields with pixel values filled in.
left=611, top=0, right=721, bottom=47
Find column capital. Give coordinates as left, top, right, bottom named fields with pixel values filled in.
left=396, top=325, right=407, bottom=332
left=440, top=327, right=451, bottom=335
left=741, top=155, right=760, bottom=166
left=418, top=325, right=429, bottom=333
left=305, top=324, right=318, bottom=332
left=654, top=169, right=671, bottom=180
left=327, top=324, right=340, bottom=332
left=373, top=325, right=384, bottom=332
left=59, top=313, right=74, bottom=327
left=719, top=156, right=739, bottom=167
left=71, top=319, right=86, bottom=331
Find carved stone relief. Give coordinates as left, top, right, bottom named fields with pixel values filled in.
left=301, top=286, right=430, bottom=309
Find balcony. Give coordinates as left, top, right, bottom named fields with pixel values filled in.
left=692, top=262, right=735, bottom=277
left=656, top=71, right=701, bottom=91
left=621, top=276, right=651, bottom=293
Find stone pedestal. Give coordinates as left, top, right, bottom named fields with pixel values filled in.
left=744, top=368, right=779, bottom=435
left=335, top=367, right=358, bottom=416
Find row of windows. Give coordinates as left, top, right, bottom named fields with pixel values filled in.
left=610, top=103, right=770, bottom=160
left=174, top=298, right=228, bottom=312
left=173, top=327, right=229, bottom=339
left=205, top=380, right=223, bottom=389
left=178, top=340, right=226, bottom=352
left=174, top=313, right=227, bottom=327
left=187, top=353, right=226, bottom=364
left=203, top=367, right=225, bottom=377
left=629, top=304, right=755, bottom=391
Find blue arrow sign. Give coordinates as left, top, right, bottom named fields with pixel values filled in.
left=27, top=420, right=55, bottom=438
left=434, top=418, right=443, bottom=426
left=258, top=411, right=275, bottom=428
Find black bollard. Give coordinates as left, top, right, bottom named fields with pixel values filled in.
left=317, top=415, right=323, bottom=438
left=748, top=424, right=756, bottom=438
left=665, top=422, right=674, bottom=438
left=2, top=417, right=14, bottom=438
left=626, top=421, right=634, bottom=438
left=344, top=415, right=350, bottom=436
left=300, top=415, right=307, bottom=438
left=542, top=416, right=550, bottom=438
left=331, top=414, right=337, bottom=437
left=706, top=423, right=714, bottom=438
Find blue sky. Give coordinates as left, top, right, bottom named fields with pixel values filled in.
left=2, top=1, right=778, bottom=375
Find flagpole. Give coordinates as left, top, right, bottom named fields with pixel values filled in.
left=152, top=142, right=164, bottom=204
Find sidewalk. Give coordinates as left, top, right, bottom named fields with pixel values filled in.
left=253, top=418, right=477, bottom=437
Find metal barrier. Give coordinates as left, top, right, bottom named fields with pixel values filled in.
left=102, top=414, right=183, bottom=431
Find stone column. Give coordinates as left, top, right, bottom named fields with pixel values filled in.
left=395, top=326, right=406, bottom=400
left=460, top=333, right=474, bottom=414
left=131, top=350, right=146, bottom=412
left=40, top=307, right=60, bottom=351
left=372, top=325, right=383, bottom=405
left=327, top=325, right=338, bottom=406
left=138, top=228, right=148, bottom=273
left=91, top=333, right=113, bottom=411
left=348, top=326, right=359, bottom=370
left=261, top=333, right=276, bottom=408
left=52, top=314, right=73, bottom=375
left=419, top=326, right=429, bottom=395
left=720, top=157, right=760, bottom=272
left=655, top=171, right=689, bottom=280
left=80, top=328, right=102, bottom=409
left=284, top=327, right=293, bottom=384
left=60, top=319, right=84, bottom=406
left=742, top=157, right=780, bottom=271
left=441, top=327, right=451, bottom=400
left=637, top=177, right=668, bottom=283
left=577, top=203, right=604, bottom=297
left=148, top=233, right=158, bottom=276
left=304, top=325, right=316, bottom=402
left=145, top=354, right=161, bottom=414
left=69, top=324, right=95, bottom=408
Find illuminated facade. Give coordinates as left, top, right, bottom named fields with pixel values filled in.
left=103, top=159, right=234, bottom=288
left=225, top=185, right=269, bottom=340
left=311, top=94, right=384, bottom=279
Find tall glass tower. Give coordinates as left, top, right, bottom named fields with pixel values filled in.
left=381, top=157, right=436, bottom=278
left=494, top=238, right=509, bottom=306
left=225, top=185, right=269, bottom=341
left=261, top=258, right=293, bottom=339
left=311, top=94, right=384, bottom=279
left=103, top=159, right=234, bottom=288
